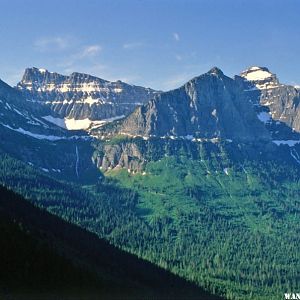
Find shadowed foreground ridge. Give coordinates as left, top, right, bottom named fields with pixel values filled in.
left=0, top=185, right=223, bottom=300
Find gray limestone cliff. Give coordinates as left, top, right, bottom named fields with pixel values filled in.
left=17, top=67, right=159, bottom=122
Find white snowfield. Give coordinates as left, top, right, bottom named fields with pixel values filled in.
left=242, top=67, right=273, bottom=81
left=272, top=140, right=300, bottom=147
left=42, top=115, right=125, bottom=130
left=241, top=66, right=279, bottom=90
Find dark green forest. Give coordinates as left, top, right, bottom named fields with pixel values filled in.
left=0, top=184, right=219, bottom=300
left=0, top=139, right=299, bottom=300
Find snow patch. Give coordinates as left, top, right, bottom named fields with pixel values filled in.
left=42, top=116, right=67, bottom=129
left=42, top=115, right=125, bottom=130
left=248, top=67, right=261, bottom=71
left=257, top=112, right=271, bottom=124
left=242, top=68, right=273, bottom=81
left=65, top=118, right=93, bottom=130
left=185, top=135, right=194, bottom=140
left=273, top=140, right=300, bottom=147
left=84, top=96, right=100, bottom=106
left=5, top=103, right=12, bottom=110
left=13, top=108, right=26, bottom=117
left=211, top=109, right=217, bottom=117
left=0, top=123, right=89, bottom=141
left=244, top=86, right=259, bottom=92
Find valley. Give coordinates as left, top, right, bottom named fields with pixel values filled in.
left=0, top=66, right=300, bottom=299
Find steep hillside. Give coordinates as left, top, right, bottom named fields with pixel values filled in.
left=0, top=77, right=99, bottom=183
left=0, top=184, right=221, bottom=300
left=101, top=140, right=300, bottom=300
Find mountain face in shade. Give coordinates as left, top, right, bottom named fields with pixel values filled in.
left=0, top=78, right=98, bottom=183
left=100, top=67, right=270, bottom=142
left=240, top=66, right=300, bottom=137
left=16, top=67, right=158, bottom=128
left=0, top=77, right=63, bottom=136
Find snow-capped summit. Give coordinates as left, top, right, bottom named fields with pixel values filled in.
left=239, top=66, right=300, bottom=136
left=240, top=66, right=279, bottom=89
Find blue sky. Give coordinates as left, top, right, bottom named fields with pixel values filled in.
left=0, top=0, right=299, bottom=90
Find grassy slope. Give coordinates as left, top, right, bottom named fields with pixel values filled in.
left=107, top=152, right=300, bottom=299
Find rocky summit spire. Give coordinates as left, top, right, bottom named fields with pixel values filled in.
left=207, top=67, right=224, bottom=77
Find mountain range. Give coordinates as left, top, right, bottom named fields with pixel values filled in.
left=11, top=65, right=300, bottom=142
left=1, top=65, right=300, bottom=300
left=16, top=67, right=158, bottom=130
left=94, top=66, right=300, bottom=141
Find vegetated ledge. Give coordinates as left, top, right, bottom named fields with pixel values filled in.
left=91, top=134, right=280, bottom=173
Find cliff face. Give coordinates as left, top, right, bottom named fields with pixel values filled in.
left=240, top=66, right=300, bottom=135
left=97, top=67, right=271, bottom=142
left=91, top=67, right=300, bottom=173
left=17, top=67, right=158, bottom=122
left=93, top=141, right=146, bottom=172
left=92, top=136, right=289, bottom=173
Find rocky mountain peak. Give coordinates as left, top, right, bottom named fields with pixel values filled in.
left=239, top=66, right=300, bottom=136
left=20, top=67, right=65, bottom=88
left=16, top=68, right=159, bottom=128
left=22, top=67, right=53, bottom=79
left=207, top=67, right=224, bottom=77
left=102, top=68, right=271, bottom=142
